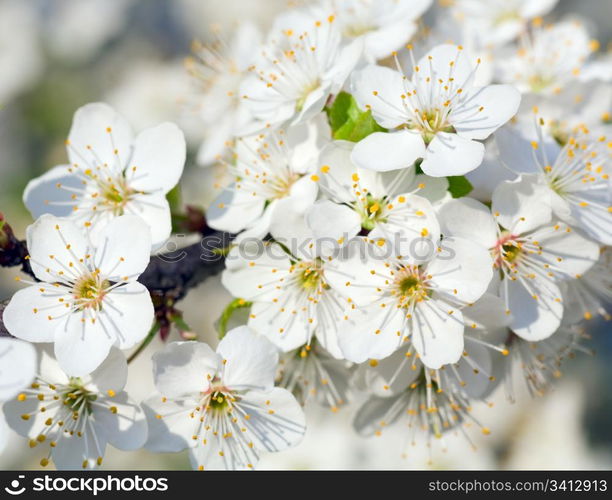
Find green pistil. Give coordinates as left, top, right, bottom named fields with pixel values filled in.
left=209, top=391, right=231, bottom=412
left=399, top=276, right=421, bottom=296
left=62, top=379, right=97, bottom=415
left=502, top=244, right=521, bottom=263
left=300, top=269, right=321, bottom=290
left=360, top=194, right=387, bottom=230
left=297, top=261, right=329, bottom=292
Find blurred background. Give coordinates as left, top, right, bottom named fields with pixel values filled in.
left=0, top=0, right=611, bottom=470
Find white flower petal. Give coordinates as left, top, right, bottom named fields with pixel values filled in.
left=23, top=165, right=82, bottom=219
left=249, top=301, right=310, bottom=354
left=495, top=123, right=561, bottom=175
left=492, top=175, right=552, bottom=234
left=124, top=193, right=172, bottom=250
left=455, top=339, right=495, bottom=399
left=206, top=184, right=266, bottom=234
left=93, top=215, right=152, bottom=279
left=421, top=132, right=484, bottom=177
left=502, top=276, right=563, bottom=341
left=353, top=345, right=420, bottom=397
left=0, top=338, right=36, bottom=401
left=51, top=429, right=108, bottom=470
left=306, top=200, right=361, bottom=243
left=26, top=215, right=90, bottom=283
left=338, top=305, right=407, bottom=363
left=427, top=237, right=493, bottom=304
left=67, top=103, right=134, bottom=172
left=568, top=199, right=612, bottom=246
left=196, top=117, right=233, bottom=166
left=462, top=293, right=512, bottom=330
left=93, top=393, right=147, bottom=451
left=3, top=286, right=68, bottom=343
left=520, top=0, right=558, bottom=17
left=142, top=395, right=194, bottom=452
left=452, top=85, right=521, bottom=140
left=352, top=392, right=405, bottom=437
left=152, top=342, right=219, bottom=398
left=417, top=44, right=474, bottom=89
left=221, top=246, right=292, bottom=302
left=532, top=223, right=600, bottom=278
left=328, top=37, right=364, bottom=90
left=291, top=84, right=329, bottom=125
left=54, top=313, right=116, bottom=377
left=325, top=238, right=390, bottom=306
left=351, top=64, right=409, bottom=128
left=217, top=326, right=278, bottom=391
left=100, top=281, right=154, bottom=350
left=370, top=193, right=440, bottom=260
left=437, top=197, right=498, bottom=249
left=124, top=122, right=185, bottom=194
left=87, top=347, right=128, bottom=393
left=411, top=301, right=464, bottom=369
left=363, top=20, right=417, bottom=61
left=351, top=131, right=425, bottom=172
left=317, top=140, right=376, bottom=202
left=237, top=387, right=306, bottom=452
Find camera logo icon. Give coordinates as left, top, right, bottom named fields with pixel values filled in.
left=4, top=475, right=26, bottom=496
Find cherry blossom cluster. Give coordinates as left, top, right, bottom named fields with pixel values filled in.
left=1, top=0, right=610, bottom=470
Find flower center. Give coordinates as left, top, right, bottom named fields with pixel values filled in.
left=493, top=9, right=520, bottom=26
left=343, top=23, right=375, bottom=38
left=296, top=260, right=328, bottom=292
left=411, top=110, right=456, bottom=144
left=203, top=382, right=236, bottom=415
left=269, top=171, right=301, bottom=199
left=392, top=265, right=430, bottom=308
left=295, top=79, right=321, bottom=112
left=528, top=74, right=554, bottom=93
left=493, top=233, right=523, bottom=268
left=72, top=272, right=109, bottom=311
left=85, top=169, right=135, bottom=216
left=62, top=378, right=98, bottom=415
left=358, top=194, right=387, bottom=230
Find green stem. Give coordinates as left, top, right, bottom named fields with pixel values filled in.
left=127, top=321, right=161, bottom=364
left=170, top=314, right=192, bottom=333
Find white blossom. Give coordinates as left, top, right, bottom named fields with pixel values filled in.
left=23, top=103, right=186, bottom=249
left=438, top=184, right=599, bottom=341
left=240, top=11, right=362, bottom=130
left=187, top=22, right=262, bottom=165
left=496, top=20, right=598, bottom=95
left=313, top=0, right=432, bottom=61
left=143, top=327, right=305, bottom=470
left=3, top=347, right=147, bottom=469
left=350, top=44, right=521, bottom=176
left=206, top=119, right=327, bottom=240
left=0, top=338, right=37, bottom=453
left=324, top=234, right=494, bottom=368
left=3, top=215, right=154, bottom=376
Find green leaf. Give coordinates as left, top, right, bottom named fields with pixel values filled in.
left=166, top=185, right=182, bottom=213
left=326, top=91, right=353, bottom=131
left=167, top=185, right=184, bottom=233
left=215, top=298, right=253, bottom=339
left=326, top=91, right=386, bottom=142
left=447, top=176, right=474, bottom=198
left=414, top=158, right=424, bottom=175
